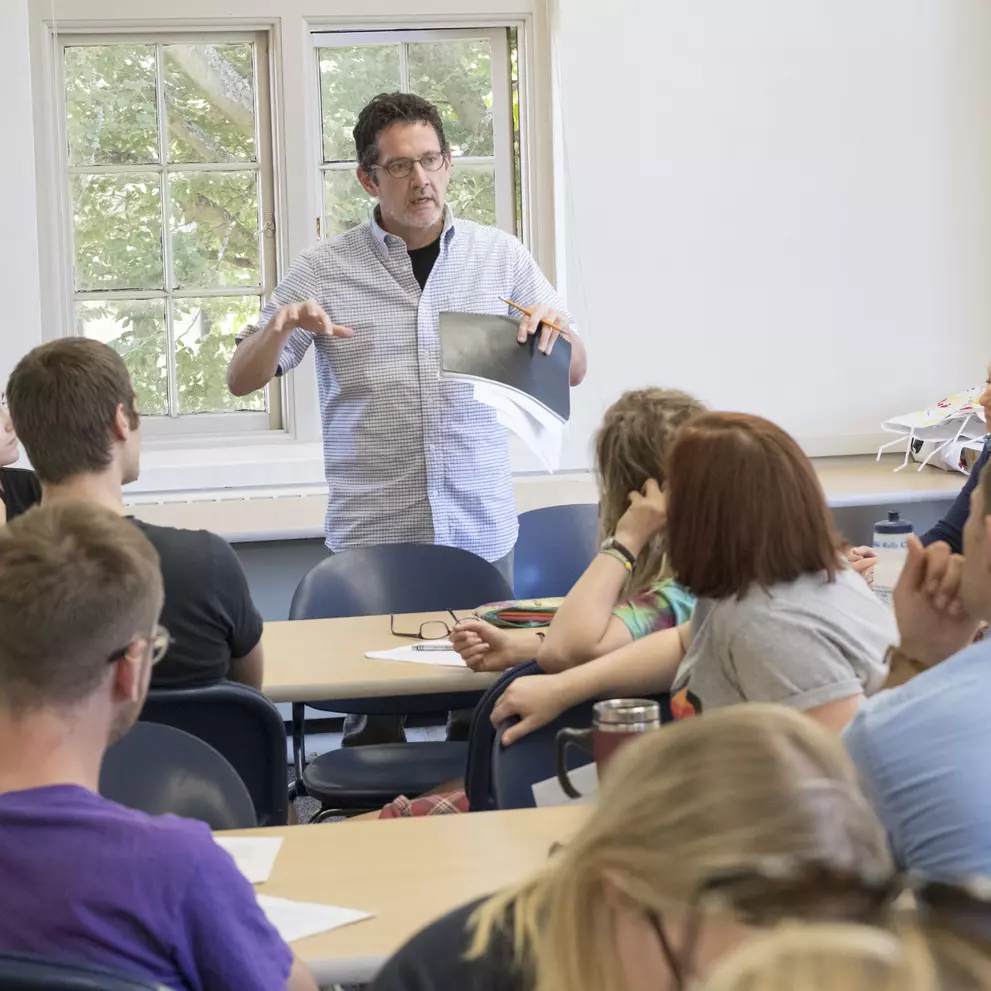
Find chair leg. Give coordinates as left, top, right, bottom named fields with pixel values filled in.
left=292, top=702, right=309, bottom=799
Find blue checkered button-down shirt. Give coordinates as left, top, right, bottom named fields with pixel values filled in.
left=239, top=208, right=568, bottom=561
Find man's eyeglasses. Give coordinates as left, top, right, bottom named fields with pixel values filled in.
left=390, top=611, right=460, bottom=641
left=371, top=152, right=447, bottom=180
left=107, top=624, right=171, bottom=666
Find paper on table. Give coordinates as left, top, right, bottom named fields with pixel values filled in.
left=256, top=894, right=371, bottom=943
left=473, top=382, right=564, bottom=471
left=531, top=762, right=598, bottom=807
left=215, top=836, right=284, bottom=884
left=365, top=642, right=467, bottom=667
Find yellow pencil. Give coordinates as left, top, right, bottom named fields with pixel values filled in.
left=500, top=297, right=572, bottom=341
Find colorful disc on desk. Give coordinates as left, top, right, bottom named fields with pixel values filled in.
left=476, top=598, right=564, bottom=628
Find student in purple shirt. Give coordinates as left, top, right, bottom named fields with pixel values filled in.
left=0, top=501, right=316, bottom=991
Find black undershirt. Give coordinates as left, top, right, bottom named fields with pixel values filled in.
left=0, top=467, right=41, bottom=522
left=408, top=235, right=442, bottom=290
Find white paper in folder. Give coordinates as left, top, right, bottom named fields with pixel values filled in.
left=473, top=382, right=565, bottom=471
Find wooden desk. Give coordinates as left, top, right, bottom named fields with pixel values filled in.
left=224, top=805, right=589, bottom=985
left=261, top=613, right=498, bottom=704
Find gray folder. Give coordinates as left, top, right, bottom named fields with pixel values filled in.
left=438, top=311, right=571, bottom=422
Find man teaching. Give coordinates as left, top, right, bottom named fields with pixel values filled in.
left=228, top=92, right=587, bottom=588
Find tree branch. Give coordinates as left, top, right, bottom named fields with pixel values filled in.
left=165, top=45, right=254, bottom=130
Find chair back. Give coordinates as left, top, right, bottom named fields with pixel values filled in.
left=99, top=722, right=257, bottom=830
left=0, top=950, right=167, bottom=990
left=492, top=702, right=596, bottom=809
left=140, top=683, right=288, bottom=826
left=514, top=504, right=599, bottom=599
left=464, top=661, right=542, bottom=811
left=289, top=543, right=514, bottom=620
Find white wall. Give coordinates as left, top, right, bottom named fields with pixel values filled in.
left=0, top=0, right=42, bottom=397
left=554, top=0, right=991, bottom=467
left=5, top=0, right=991, bottom=485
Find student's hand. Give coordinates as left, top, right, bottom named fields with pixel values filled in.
left=491, top=675, right=572, bottom=746
left=613, top=479, right=668, bottom=557
left=846, top=545, right=877, bottom=589
left=451, top=619, right=522, bottom=672
left=893, top=535, right=980, bottom=668
left=269, top=299, right=354, bottom=339
left=516, top=302, right=570, bottom=356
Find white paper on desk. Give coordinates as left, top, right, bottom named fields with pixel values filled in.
left=473, top=382, right=564, bottom=472
left=531, top=762, right=598, bottom=807
left=214, top=836, right=284, bottom=884
left=256, top=894, right=371, bottom=943
left=365, top=642, right=467, bottom=667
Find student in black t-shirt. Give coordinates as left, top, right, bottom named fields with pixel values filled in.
left=373, top=706, right=894, bottom=991
left=0, top=394, right=41, bottom=525
left=6, top=339, right=264, bottom=690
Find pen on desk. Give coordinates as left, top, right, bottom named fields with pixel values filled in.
left=413, top=643, right=454, bottom=652
left=500, top=297, right=572, bottom=341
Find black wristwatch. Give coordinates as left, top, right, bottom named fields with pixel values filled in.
left=600, top=536, right=637, bottom=569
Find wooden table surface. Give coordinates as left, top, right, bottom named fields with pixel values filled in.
left=223, top=804, right=589, bottom=985
left=127, top=455, right=965, bottom=543
left=261, top=612, right=499, bottom=704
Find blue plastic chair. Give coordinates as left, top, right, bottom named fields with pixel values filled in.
left=464, top=661, right=542, bottom=811
left=99, top=722, right=257, bottom=830
left=514, top=504, right=599, bottom=599
left=0, top=950, right=167, bottom=990
left=140, top=682, right=289, bottom=826
left=288, top=544, right=514, bottom=819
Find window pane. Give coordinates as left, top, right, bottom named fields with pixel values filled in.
left=322, top=170, right=374, bottom=239
left=319, top=45, right=401, bottom=162
left=64, top=44, right=159, bottom=166
left=174, top=296, right=265, bottom=413
left=165, top=44, right=256, bottom=163
left=447, top=164, right=496, bottom=227
left=75, top=299, right=169, bottom=415
left=170, top=171, right=259, bottom=289
left=407, top=40, right=493, bottom=157
left=71, top=174, right=163, bottom=291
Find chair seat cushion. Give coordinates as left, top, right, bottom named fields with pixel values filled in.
left=302, top=742, right=469, bottom=807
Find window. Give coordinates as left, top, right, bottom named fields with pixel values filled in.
left=312, top=28, right=520, bottom=241
left=59, top=34, right=278, bottom=432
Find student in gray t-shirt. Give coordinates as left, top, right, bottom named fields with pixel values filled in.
left=491, top=413, right=897, bottom=746
left=670, top=569, right=893, bottom=719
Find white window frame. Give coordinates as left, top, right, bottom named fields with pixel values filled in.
left=26, top=2, right=559, bottom=491
left=311, top=27, right=516, bottom=238
left=46, top=28, right=284, bottom=440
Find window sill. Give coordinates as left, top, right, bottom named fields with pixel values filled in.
left=131, top=437, right=326, bottom=493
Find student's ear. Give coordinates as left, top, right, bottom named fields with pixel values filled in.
left=112, top=403, right=130, bottom=442
left=111, top=642, right=146, bottom=703
left=356, top=167, right=379, bottom=197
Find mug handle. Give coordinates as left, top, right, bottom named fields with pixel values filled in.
left=555, top=726, right=595, bottom=800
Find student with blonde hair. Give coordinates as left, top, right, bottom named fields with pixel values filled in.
left=451, top=388, right=703, bottom=673
left=698, top=923, right=991, bottom=991
left=372, top=705, right=892, bottom=991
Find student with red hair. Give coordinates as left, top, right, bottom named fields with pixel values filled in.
left=493, top=413, right=897, bottom=739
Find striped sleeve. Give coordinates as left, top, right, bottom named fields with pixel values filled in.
left=235, top=251, right=318, bottom=373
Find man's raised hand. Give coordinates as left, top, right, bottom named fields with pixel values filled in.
left=270, top=299, right=354, bottom=339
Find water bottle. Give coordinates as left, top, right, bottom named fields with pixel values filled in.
left=872, top=511, right=914, bottom=608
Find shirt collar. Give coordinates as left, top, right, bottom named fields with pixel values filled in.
left=369, top=205, right=457, bottom=255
